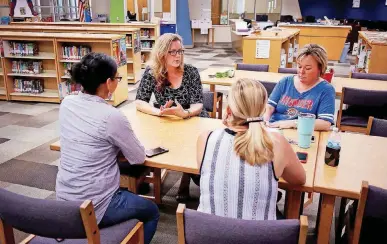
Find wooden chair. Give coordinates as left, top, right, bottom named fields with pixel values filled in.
left=350, top=72, right=387, bottom=81
left=0, top=188, right=144, bottom=244
left=344, top=181, right=387, bottom=244
left=235, top=63, right=269, bottom=72
left=278, top=67, right=297, bottom=74
left=337, top=87, right=387, bottom=133
left=176, top=204, right=308, bottom=244
left=366, top=116, right=387, bottom=137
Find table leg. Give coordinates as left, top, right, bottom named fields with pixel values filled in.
left=212, top=28, right=215, bottom=48
left=317, top=194, right=336, bottom=244
left=285, top=190, right=302, bottom=219
left=207, top=31, right=210, bottom=46
left=210, top=84, right=217, bottom=119
left=153, top=168, right=162, bottom=204
left=192, top=29, right=195, bottom=48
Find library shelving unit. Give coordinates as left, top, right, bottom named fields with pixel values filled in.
left=242, top=28, right=300, bottom=73
left=11, top=20, right=161, bottom=69
left=355, top=31, right=387, bottom=74
left=55, top=33, right=128, bottom=107
left=0, top=25, right=143, bottom=84
left=0, top=32, right=128, bottom=106
left=1, top=33, right=59, bottom=103
left=0, top=58, right=7, bottom=100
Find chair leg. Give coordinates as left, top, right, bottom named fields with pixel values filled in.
left=217, top=96, right=223, bottom=120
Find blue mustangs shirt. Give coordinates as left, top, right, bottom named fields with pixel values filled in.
left=268, top=76, right=335, bottom=124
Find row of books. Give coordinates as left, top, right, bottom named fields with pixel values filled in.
left=58, top=81, right=82, bottom=99
left=8, top=42, right=39, bottom=56
left=112, top=38, right=127, bottom=67
left=141, top=41, right=153, bottom=49
left=61, top=45, right=91, bottom=60
left=140, top=29, right=152, bottom=38
left=11, top=60, right=43, bottom=74
left=13, top=79, right=44, bottom=94
left=63, top=62, right=74, bottom=76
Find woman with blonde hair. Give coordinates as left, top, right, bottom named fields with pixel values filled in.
left=197, top=78, right=305, bottom=220
left=264, top=44, right=335, bottom=131
left=135, top=33, right=208, bottom=201
left=135, top=33, right=208, bottom=118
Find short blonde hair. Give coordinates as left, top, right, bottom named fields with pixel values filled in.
left=149, top=33, right=184, bottom=91
left=227, top=78, right=274, bottom=166
left=297, top=44, right=328, bottom=76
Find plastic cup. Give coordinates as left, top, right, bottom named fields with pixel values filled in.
left=297, top=113, right=316, bottom=149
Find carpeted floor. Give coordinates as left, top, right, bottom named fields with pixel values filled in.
left=0, top=44, right=353, bottom=243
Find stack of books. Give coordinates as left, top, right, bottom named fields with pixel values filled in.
left=11, top=60, right=43, bottom=74
left=13, top=79, right=44, bottom=94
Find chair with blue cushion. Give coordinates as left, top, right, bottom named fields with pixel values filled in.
left=0, top=188, right=144, bottom=244
left=366, top=117, right=387, bottom=137
left=260, top=81, right=277, bottom=96
left=203, top=91, right=223, bottom=119
left=343, top=181, right=387, bottom=244
left=176, top=204, right=308, bottom=244
left=351, top=72, right=387, bottom=81
left=278, top=67, right=297, bottom=74
left=235, top=63, right=269, bottom=72
left=337, top=87, right=387, bottom=133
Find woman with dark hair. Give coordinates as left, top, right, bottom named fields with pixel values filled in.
left=135, top=33, right=208, bottom=202
left=56, top=52, right=159, bottom=244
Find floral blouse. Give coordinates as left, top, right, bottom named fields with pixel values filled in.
left=135, top=64, right=209, bottom=117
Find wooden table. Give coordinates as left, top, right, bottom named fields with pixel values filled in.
left=50, top=105, right=320, bottom=217
left=200, top=68, right=387, bottom=117
left=192, top=27, right=215, bottom=48
left=314, top=132, right=387, bottom=244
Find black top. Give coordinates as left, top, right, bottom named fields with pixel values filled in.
left=135, top=64, right=209, bottom=117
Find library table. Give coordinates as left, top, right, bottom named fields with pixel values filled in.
left=50, top=105, right=320, bottom=216
left=314, top=132, right=387, bottom=244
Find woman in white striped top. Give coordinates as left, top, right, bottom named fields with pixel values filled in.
left=197, top=78, right=306, bottom=220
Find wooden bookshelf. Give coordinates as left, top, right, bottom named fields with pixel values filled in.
left=0, top=25, right=143, bottom=84
left=355, top=31, right=387, bottom=74
left=9, top=21, right=160, bottom=69
left=243, top=28, right=300, bottom=72
left=0, top=58, right=7, bottom=100
left=0, top=32, right=128, bottom=106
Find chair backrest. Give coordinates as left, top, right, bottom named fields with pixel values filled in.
left=366, top=117, right=387, bottom=137
left=278, top=67, right=297, bottom=74
left=352, top=181, right=387, bottom=244
left=342, top=87, right=387, bottom=107
left=351, top=72, right=387, bottom=81
left=203, top=91, right=215, bottom=112
left=176, top=204, right=307, bottom=244
left=261, top=81, right=277, bottom=96
left=0, top=188, right=91, bottom=240
left=235, top=63, right=269, bottom=72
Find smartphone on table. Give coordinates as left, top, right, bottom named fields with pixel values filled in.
left=297, top=152, right=308, bottom=164
left=146, top=147, right=169, bottom=158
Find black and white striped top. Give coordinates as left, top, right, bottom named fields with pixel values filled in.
left=198, top=128, right=279, bottom=220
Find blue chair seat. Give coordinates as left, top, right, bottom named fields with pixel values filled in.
left=340, top=114, right=369, bottom=128
left=30, top=219, right=139, bottom=244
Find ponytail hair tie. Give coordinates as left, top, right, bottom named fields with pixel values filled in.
left=245, top=116, right=264, bottom=124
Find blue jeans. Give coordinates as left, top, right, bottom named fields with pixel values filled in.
left=99, top=189, right=160, bottom=244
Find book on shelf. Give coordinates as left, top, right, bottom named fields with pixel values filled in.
left=11, top=60, right=43, bottom=74
left=8, top=41, right=39, bottom=56
left=140, top=29, right=151, bottom=38
left=13, top=78, right=44, bottom=94
left=141, top=41, right=153, bottom=49
left=58, top=81, right=82, bottom=99
left=61, top=45, right=91, bottom=60
left=126, top=34, right=133, bottom=47
left=112, top=37, right=127, bottom=67
left=63, top=62, right=74, bottom=76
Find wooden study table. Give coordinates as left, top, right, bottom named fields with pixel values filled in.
left=314, top=132, right=387, bottom=244
left=50, top=105, right=319, bottom=217
left=191, top=27, right=215, bottom=48
left=200, top=68, right=387, bottom=117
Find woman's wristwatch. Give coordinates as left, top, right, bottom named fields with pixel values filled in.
left=184, top=109, right=191, bottom=119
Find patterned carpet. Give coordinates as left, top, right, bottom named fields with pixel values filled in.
left=0, top=45, right=352, bottom=243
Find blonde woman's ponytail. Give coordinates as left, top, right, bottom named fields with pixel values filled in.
left=228, top=79, right=274, bottom=166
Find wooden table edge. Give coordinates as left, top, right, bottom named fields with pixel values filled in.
left=313, top=186, right=360, bottom=200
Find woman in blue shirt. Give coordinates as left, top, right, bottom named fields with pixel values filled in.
left=264, top=44, right=335, bottom=131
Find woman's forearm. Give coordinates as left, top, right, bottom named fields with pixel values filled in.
left=188, top=103, right=203, bottom=117
left=135, top=100, right=160, bottom=116
left=314, top=119, right=331, bottom=131
left=264, top=105, right=275, bottom=121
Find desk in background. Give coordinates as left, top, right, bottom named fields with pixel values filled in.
left=191, top=27, right=215, bottom=48
left=278, top=23, right=352, bottom=61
